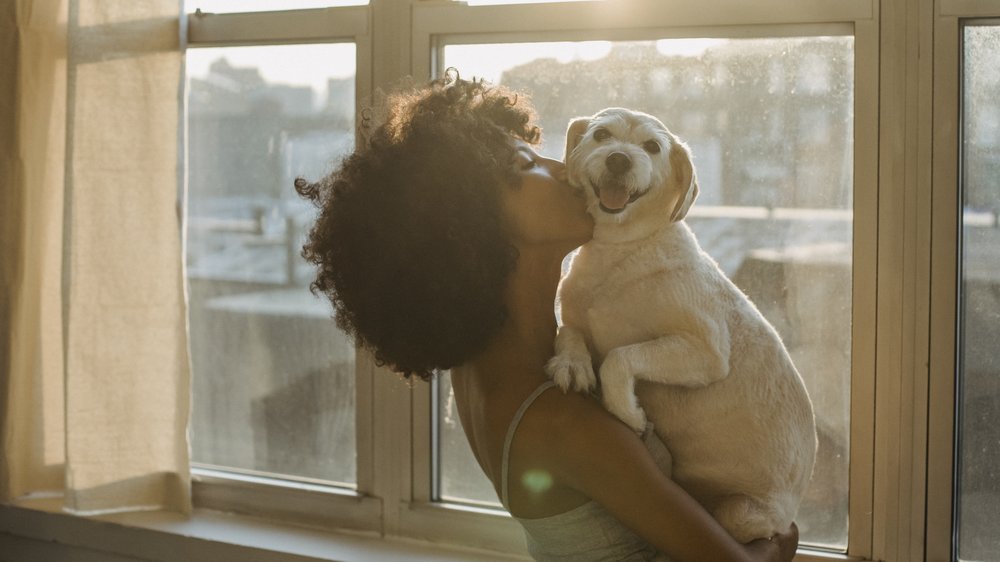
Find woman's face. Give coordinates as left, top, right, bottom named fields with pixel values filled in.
left=501, top=140, right=594, bottom=252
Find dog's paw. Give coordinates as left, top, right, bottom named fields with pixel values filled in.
left=712, top=495, right=783, bottom=544
left=545, top=354, right=597, bottom=393
left=598, top=349, right=646, bottom=432
left=606, top=401, right=647, bottom=434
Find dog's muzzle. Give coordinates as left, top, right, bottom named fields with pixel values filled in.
left=594, top=151, right=646, bottom=214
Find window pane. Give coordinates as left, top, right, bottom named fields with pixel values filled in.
left=437, top=36, right=853, bottom=551
left=957, top=23, right=1000, bottom=562
left=437, top=374, right=501, bottom=505
left=187, top=1, right=367, bottom=13
left=186, top=43, right=357, bottom=485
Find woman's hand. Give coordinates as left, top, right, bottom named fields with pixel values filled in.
left=745, top=523, right=799, bottom=562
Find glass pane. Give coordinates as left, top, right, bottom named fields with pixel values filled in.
left=186, top=43, right=357, bottom=485
left=187, top=1, right=367, bottom=13
left=437, top=373, right=501, bottom=505
left=437, top=36, right=854, bottom=550
left=957, top=24, right=1000, bottom=562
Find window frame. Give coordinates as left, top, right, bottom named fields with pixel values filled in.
left=407, top=2, right=877, bottom=559
left=927, top=3, right=1000, bottom=562
left=177, top=1, right=990, bottom=560
left=183, top=4, right=381, bottom=534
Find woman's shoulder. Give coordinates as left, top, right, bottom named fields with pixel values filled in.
left=502, top=383, right=628, bottom=517
left=527, top=385, right=609, bottom=429
left=515, top=385, right=647, bottom=470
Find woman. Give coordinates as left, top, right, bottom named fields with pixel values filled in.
left=296, top=71, right=799, bottom=562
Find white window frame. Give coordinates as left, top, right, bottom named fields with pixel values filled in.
left=184, top=4, right=383, bottom=535
left=407, top=3, right=877, bottom=560
left=927, top=3, right=1000, bottom=562
left=179, top=1, right=995, bottom=560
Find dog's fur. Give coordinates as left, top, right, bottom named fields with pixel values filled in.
left=547, top=108, right=818, bottom=543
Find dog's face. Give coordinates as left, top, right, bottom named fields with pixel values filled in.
left=564, top=108, right=699, bottom=225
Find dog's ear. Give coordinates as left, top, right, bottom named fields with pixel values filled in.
left=668, top=137, right=699, bottom=222
left=564, top=117, right=591, bottom=164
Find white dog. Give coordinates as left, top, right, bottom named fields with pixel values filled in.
left=547, top=107, right=817, bottom=543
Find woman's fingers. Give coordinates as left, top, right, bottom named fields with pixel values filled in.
left=773, top=522, right=800, bottom=561
left=745, top=522, right=799, bottom=562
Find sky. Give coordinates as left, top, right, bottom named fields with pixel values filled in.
left=185, top=1, right=724, bottom=95
left=186, top=43, right=357, bottom=99
left=186, top=38, right=724, bottom=99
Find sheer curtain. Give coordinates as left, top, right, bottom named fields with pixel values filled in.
left=1, top=0, right=191, bottom=515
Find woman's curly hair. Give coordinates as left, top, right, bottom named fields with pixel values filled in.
left=296, top=71, right=541, bottom=381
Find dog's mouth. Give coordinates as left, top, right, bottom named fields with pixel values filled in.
left=592, top=183, right=648, bottom=214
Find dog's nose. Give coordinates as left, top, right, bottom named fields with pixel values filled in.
left=606, top=152, right=632, bottom=175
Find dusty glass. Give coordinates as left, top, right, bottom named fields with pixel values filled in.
left=437, top=373, right=500, bottom=505
left=186, top=43, right=357, bottom=485
left=436, top=36, right=854, bottom=551
left=957, top=23, right=1000, bottom=562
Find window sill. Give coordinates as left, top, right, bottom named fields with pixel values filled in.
left=0, top=496, right=525, bottom=562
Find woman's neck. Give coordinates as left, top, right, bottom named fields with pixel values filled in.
left=459, top=245, right=569, bottom=391
left=503, top=246, right=565, bottom=350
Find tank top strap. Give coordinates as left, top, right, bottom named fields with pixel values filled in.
left=501, top=380, right=559, bottom=509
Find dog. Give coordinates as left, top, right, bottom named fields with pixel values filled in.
left=546, top=107, right=818, bottom=543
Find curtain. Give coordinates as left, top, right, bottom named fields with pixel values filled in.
left=1, top=0, right=191, bottom=515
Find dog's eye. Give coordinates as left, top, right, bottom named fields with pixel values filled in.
left=643, top=140, right=661, bottom=154
left=593, top=128, right=611, bottom=142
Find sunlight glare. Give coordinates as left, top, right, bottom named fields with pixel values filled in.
left=444, top=41, right=612, bottom=84
left=186, top=43, right=355, bottom=102
left=655, top=38, right=727, bottom=57
left=573, top=41, right=613, bottom=61
left=522, top=469, right=554, bottom=494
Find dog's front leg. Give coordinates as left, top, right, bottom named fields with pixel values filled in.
left=545, top=325, right=597, bottom=392
left=600, top=322, right=731, bottom=432
left=598, top=347, right=648, bottom=432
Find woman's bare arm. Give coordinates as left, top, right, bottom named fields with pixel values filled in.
left=524, top=389, right=797, bottom=562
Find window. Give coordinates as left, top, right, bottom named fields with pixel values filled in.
left=182, top=7, right=378, bottom=533
left=180, top=2, right=1000, bottom=561
left=956, top=21, right=1000, bottom=562
left=434, top=35, right=854, bottom=551
left=186, top=42, right=359, bottom=485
